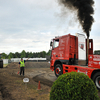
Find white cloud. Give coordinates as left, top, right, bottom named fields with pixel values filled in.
left=0, top=0, right=100, bottom=54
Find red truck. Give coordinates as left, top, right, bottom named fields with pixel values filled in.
left=50, top=33, right=100, bottom=90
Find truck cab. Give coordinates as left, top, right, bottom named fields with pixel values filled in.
left=50, top=33, right=100, bottom=91
left=50, top=34, right=78, bottom=70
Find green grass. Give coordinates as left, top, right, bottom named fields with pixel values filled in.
left=3, top=64, right=8, bottom=67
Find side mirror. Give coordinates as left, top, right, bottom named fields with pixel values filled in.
left=50, top=41, right=53, bottom=46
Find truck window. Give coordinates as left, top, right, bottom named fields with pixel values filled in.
left=89, top=42, right=91, bottom=48
left=53, top=39, right=59, bottom=48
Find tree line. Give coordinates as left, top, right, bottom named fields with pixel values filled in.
left=1, top=50, right=99, bottom=59
left=94, top=50, right=100, bottom=55
left=2, top=50, right=51, bottom=59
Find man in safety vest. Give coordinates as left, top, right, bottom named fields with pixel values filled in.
left=19, top=58, right=29, bottom=76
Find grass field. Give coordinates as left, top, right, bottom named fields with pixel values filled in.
left=3, top=64, right=8, bottom=67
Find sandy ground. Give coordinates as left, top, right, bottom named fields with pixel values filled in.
left=0, top=62, right=100, bottom=100
left=0, top=62, right=53, bottom=100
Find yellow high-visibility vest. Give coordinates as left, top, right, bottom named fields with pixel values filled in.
left=20, top=61, right=25, bottom=67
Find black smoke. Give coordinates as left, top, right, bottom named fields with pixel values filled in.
left=58, top=0, right=94, bottom=37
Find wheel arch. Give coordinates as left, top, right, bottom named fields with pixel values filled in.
left=54, top=60, right=62, bottom=70
left=91, top=69, right=100, bottom=80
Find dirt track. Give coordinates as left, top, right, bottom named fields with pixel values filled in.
left=0, top=62, right=54, bottom=100
left=7, top=62, right=57, bottom=86
left=0, top=62, right=100, bottom=100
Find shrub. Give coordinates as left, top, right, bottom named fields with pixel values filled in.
left=50, top=72, right=99, bottom=100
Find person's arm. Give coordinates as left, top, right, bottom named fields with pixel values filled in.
left=26, top=58, right=29, bottom=61
left=24, top=58, right=29, bottom=62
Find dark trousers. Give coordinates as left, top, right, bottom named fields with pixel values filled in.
left=20, top=67, right=24, bottom=76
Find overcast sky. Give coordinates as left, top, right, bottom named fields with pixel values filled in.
left=0, top=0, right=100, bottom=54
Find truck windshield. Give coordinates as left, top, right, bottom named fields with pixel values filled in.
left=53, top=39, right=59, bottom=48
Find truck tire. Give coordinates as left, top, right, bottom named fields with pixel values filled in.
left=93, top=72, right=100, bottom=91
left=54, top=64, right=63, bottom=77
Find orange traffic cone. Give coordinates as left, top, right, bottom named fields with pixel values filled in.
left=37, top=81, right=41, bottom=90
left=17, top=71, right=19, bottom=74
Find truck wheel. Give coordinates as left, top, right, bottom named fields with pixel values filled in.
left=54, top=64, right=63, bottom=77
left=93, top=72, right=100, bottom=91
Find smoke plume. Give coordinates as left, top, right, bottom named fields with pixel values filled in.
left=58, top=0, right=94, bottom=37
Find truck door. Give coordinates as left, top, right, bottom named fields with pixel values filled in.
left=52, top=39, right=59, bottom=60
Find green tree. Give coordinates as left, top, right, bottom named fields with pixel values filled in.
left=8, top=55, right=11, bottom=59
left=8, top=52, right=14, bottom=58
left=28, top=52, right=33, bottom=58
left=94, top=50, right=100, bottom=55
left=21, top=50, right=26, bottom=58
left=37, top=52, right=40, bottom=57
left=33, top=52, right=40, bottom=58
left=47, top=50, right=51, bottom=56
left=26, top=52, right=30, bottom=58
left=12, top=53, right=16, bottom=58
left=2, top=53, right=7, bottom=59
left=1, top=49, right=50, bottom=58
left=15, top=52, right=20, bottom=58
left=40, top=51, right=46, bottom=58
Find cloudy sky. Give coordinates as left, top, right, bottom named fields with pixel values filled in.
left=0, top=0, right=100, bottom=54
